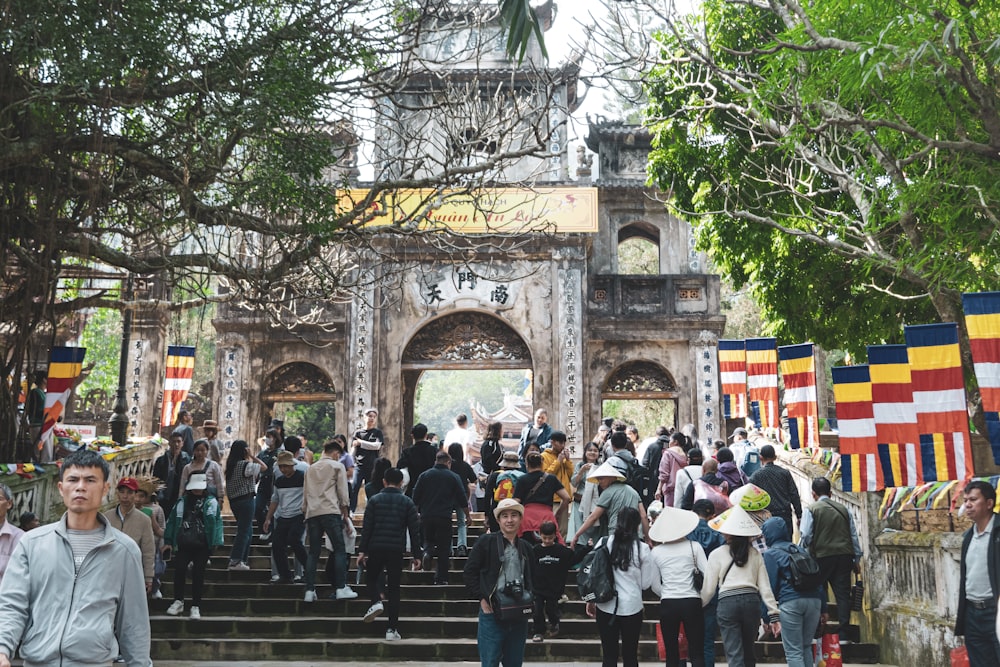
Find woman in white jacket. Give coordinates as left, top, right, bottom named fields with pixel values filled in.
left=585, top=506, right=659, bottom=667
left=700, top=505, right=781, bottom=667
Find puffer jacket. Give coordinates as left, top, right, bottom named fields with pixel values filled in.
left=0, top=513, right=151, bottom=667
left=359, top=486, right=421, bottom=555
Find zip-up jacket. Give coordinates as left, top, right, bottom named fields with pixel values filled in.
left=102, top=505, right=155, bottom=584
left=0, top=512, right=152, bottom=667
left=463, top=531, right=535, bottom=602
left=359, top=486, right=422, bottom=556
left=164, top=493, right=224, bottom=549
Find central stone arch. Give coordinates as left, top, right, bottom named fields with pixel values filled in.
left=400, top=311, right=533, bottom=443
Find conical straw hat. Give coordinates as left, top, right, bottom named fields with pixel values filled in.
left=648, top=506, right=700, bottom=543
left=713, top=504, right=761, bottom=537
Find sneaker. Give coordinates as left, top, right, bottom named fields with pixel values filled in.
left=364, top=601, right=384, bottom=622
left=260, top=532, right=272, bottom=542
left=293, top=575, right=304, bottom=583
left=546, top=624, right=560, bottom=638
left=335, top=586, right=358, bottom=600
left=228, top=562, right=250, bottom=571
left=304, top=590, right=318, bottom=603
left=385, top=629, right=401, bottom=641
left=166, top=600, right=184, bottom=616
left=189, top=606, right=201, bottom=620
left=456, top=545, right=468, bottom=557
left=532, top=634, right=544, bottom=643
left=151, top=589, right=162, bottom=600
left=270, top=574, right=282, bottom=583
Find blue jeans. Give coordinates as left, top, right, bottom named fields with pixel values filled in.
left=703, top=595, right=719, bottom=665
left=478, top=608, right=528, bottom=667
left=965, top=602, right=1000, bottom=667
left=717, top=592, right=762, bottom=667
left=306, top=513, right=347, bottom=590
left=455, top=508, right=468, bottom=548
left=228, top=494, right=255, bottom=565
left=778, top=597, right=821, bottom=667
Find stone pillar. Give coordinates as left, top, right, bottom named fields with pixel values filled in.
left=693, top=330, right=722, bottom=445
left=129, top=283, right=170, bottom=437
left=556, top=253, right=585, bottom=451
left=215, top=343, right=248, bottom=445
left=346, top=271, right=376, bottom=441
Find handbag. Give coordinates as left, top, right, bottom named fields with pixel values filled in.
left=689, top=542, right=704, bottom=591
left=850, top=574, right=864, bottom=611
left=490, top=582, right=534, bottom=622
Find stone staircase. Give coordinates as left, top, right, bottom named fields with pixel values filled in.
left=150, top=514, right=880, bottom=663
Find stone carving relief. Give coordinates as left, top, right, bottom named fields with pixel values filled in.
left=403, top=312, right=531, bottom=363
left=604, top=361, right=677, bottom=393
left=264, top=362, right=336, bottom=394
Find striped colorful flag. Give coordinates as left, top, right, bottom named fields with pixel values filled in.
left=719, top=340, right=748, bottom=419
left=40, top=347, right=87, bottom=454
left=160, top=346, right=196, bottom=428
left=868, top=344, right=922, bottom=487
left=831, top=365, right=881, bottom=491
left=746, top=338, right=780, bottom=431
left=779, top=343, right=820, bottom=448
left=904, top=323, right=973, bottom=482
left=962, top=291, right=1000, bottom=464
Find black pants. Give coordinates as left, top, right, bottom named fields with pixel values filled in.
left=596, top=608, right=643, bottom=667
left=273, top=514, right=308, bottom=579
left=532, top=593, right=560, bottom=634
left=367, top=550, right=403, bottom=627
left=174, top=544, right=210, bottom=606
left=423, top=515, right=452, bottom=582
left=817, top=553, right=853, bottom=639
left=660, top=597, right=706, bottom=667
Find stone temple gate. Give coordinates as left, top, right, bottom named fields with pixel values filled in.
left=203, top=7, right=725, bottom=458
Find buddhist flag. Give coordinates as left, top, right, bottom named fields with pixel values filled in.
left=905, top=323, right=972, bottom=482
left=831, top=365, right=881, bottom=491
left=39, top=347, right=87, bottom=453
left=868, top=345, right=922, bottom=487
left=160, top=346, right=196, bottom=428
left=779, top=343, right=820, bottom=448
left=719, top=340, right=748, bottom=419
left=746, top=338, right=780, bottom=430
left=962, top=291, right=1000, bottom=464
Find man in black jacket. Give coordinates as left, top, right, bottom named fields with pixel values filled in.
left=412, top=450, right=467, bottom=585
left=956, top=480, right=1000, bottom=665
left=152, top=434, right=191, bottom=515
left=397, top=423, right=437, bottom=498
left=357, top=467, right=421, bottom=641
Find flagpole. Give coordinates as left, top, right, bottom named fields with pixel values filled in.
left=109, top=273, right=134, bottom=446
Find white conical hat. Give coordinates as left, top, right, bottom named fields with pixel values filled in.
left=729, top=483, right=771, bottom=512
left=648, top=506, right=700, bottom=543
left=587, top=460, right=626, bottom=483
left=714, top=504, right=761, bottom=537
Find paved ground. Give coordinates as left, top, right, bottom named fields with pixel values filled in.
left=156, top=661, right=897, bottom=666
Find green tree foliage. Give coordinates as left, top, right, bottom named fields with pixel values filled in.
left=76, top=309, right=124, bottom=399
left=617, top=237, right=659, bottom=275
left=644, top=0, right=1000, bottom=421
left=414, top=369, right=529, bottom=438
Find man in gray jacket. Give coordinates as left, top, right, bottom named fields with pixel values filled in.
left=0, top=449, right=151, bottom=667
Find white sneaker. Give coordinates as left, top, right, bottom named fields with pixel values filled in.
left=335, top=586, right=358, bottom=600
left=189, top=606, right=201, bottom=620
left=151, top=590, right=162, bottom=600
left=270, top=574, right=282, bottom=583
left=229, top=562, right=250, bottom=571
left=304, top=590, right=318, bottom=603
left=363, top=601, right=384, bottom=622
left=385, top=629, right=401, bottom=641
left=166, top=600, right=184, bottom=616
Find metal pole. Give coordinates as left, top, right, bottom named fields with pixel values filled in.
left=109, top=273, right=134, bottom=446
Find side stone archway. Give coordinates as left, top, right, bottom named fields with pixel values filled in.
left=602, top=360, right=679, bottom=431
left=262, top=362, right=337, bottom=429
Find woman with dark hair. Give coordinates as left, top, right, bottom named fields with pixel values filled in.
left=569, top=441, right=601, bottom=539
left=164, top=472, right=223, bottom=619
left=656, top=432, right=689, bottom=507
left=700, top=506, right=780, bottom=667
left=448, top=443, right=477, bottom=556
left=225, top=439, right=265, bottom=570
left=585, top=506, right=658, bottom=667
left=364, top=457, right=394, bottom=502
left=513, top=451, right=570, bottom=544
left=179, top=439, right=225, bottom=500
left=478, top=421, right=504, bottom=475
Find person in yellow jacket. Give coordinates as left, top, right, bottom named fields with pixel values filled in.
left=541, top=431, right=574, bottom=536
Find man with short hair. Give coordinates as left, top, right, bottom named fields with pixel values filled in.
left=412, top=450, right=468, bottom=585
left=0, top=449, right=151, bottom=667
left=518, top=409, right=552, bottom=466
left=358, top=467, right=422, bottom=640
left=397, top=423, right=437, bottom=497
left=152, top=432, right=192, bottom=515
left=673, top=448, right=705, bottom=509
left=172, top=409, right=196, bottom=457
left=541, top=431, right=574, bottom=535
left=0, top=483, right=24, bottom=587
left=303, top=438, right=356, bottom=602
left=351, top=408, right=385, bottom=510
left=264, top=451, right=310, bottom=585
left=103, top=477, right=156, bottom=593
left=749, top=444, right=802, bottom=541
left=956, top=480, right=1000, bottom=665
left=728, top=426, right=749, bottom=466
left=799, top=477, right=862, bottom=644
left=445, top=413, right=478, bottom=462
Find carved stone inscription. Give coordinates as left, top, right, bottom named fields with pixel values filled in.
left=558, top=269, right=583, bottom=444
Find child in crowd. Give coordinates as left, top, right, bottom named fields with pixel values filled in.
left=530, top=521, right=589, bottom=643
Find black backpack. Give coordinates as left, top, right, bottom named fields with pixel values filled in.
left=613, top=453, right=647, bottom=499
left=177, top=499, right=208, bottom=550
left=577, top=538, right=616, bottom=604
left=779, top=544, right=823, bottom=592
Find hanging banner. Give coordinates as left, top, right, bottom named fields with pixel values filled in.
left=719, top=340, right=748, bottom=419
left=746, top=338, right=780, bottom=431
left=160, top=346, right=196, bottom=428
left=962, top=291, right=1000, bottom=464
left=831, top=365, right=880, bottom=491
left=868, top=345, right=922, bottom=487
left=904, top=323, right=972, bottom=482
left=779, top=343, right=820, bottom=448
left=40, top=347, right=87, bottom=455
